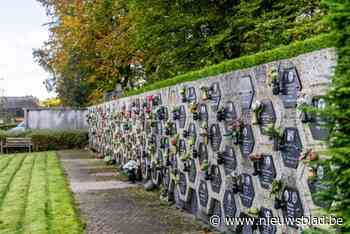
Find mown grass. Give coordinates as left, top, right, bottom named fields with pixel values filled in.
left=0, top=152, right=83, bottom=234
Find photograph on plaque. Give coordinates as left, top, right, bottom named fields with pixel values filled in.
left=209, top=82, right=221, bottom=112
left=223, top=190, right=236, bottom=218
left=210, top=165, right=222, bottom=193
left=281, top=128, right=302, bottom=168
left=238, top=76, right=255, bottom=111
left=239, top=125, right=255, bottom=157
left=198, top=180, right=209, bottom=207
left=210, top=124, right=222, bottom=152
left=239, top=174, right=255, bottom=208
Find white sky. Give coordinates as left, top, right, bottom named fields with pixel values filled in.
left=0, top=0, right=54, bottom=100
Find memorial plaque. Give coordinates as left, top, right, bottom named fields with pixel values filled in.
left=259, top=100, right=276, bottom=134
left=279, top=67, right=302, bottom=108
left=259, top=208, right=276, bottom=234
left=198, top=180, right=209, bottom=207
left=239, top=76, right=255, bottom=111
left=179, top=105, right=186, bottom=129
left=237, top=213, right=255, bottom=234
left=223, top=190, right=236, bottom=217
left=307, top=164, right=332, bottom=207
left=198, top=103, right=208, bottom=122
left=187, top=86, right=197, bottom=103
left=209, top=199, right=222, bottom=226
left=157, top=106, right=168, bottom=121
left=209, top=82, right=221, bottom=112
left=210, top=124, right=222, bottom=152
left=223, top=145, right=237, bottom=175
left=199, top=143, right=208, bottom=164
left=151, top=164, right=162, bottom=186
left=309, top=97, right=329, bottom=140
left=188, top=189, right=198, bottom=215
left=258, top=155, right=276, bottom=189
left=178, top=139, right=186, bottom=155
left=210, top=165, right=222, bottom=193
left=239, top=174, right=255, bottom=208
left=179, top=172, right=187, bottom=195
left=160, top=137, right=169, bottom=149
left=239, top=125, right=255, bottom=158
left=224, top=101, right=237, bottom=134
left=152, top=94, right=162, bottom=106
left=188, top=123, right=197, bottom=143
left=281, top=187, right=303, bottom=225
left=189, top=159, right=197, bottom=183
left=163, top=167, right=171, bottom=190
left=281, top=128, right=302, bottom=168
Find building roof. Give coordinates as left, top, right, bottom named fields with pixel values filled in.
left=0, top=96, right=39, bottom=109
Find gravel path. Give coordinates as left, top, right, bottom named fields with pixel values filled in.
left=58, top=150, right=207, bottom=234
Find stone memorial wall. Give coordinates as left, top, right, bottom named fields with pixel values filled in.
left=87, top=48, right=336, bottom=233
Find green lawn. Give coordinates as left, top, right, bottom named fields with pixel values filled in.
left=0, top=152, right=83, bottom=234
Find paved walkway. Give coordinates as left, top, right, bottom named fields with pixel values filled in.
left=58, top=150, right=207, bottom=234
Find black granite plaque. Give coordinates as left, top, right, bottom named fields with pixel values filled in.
left=279, top=67, right=302, bottom=108
left=259, top=208, right=276, bottom=234
left=209, top=199, right=222, bottom=227
left=163, top=167, right=170, bottom=190
left=187, top=87, right=197, bottom=103
left=239, top=125, right=255, bottom=158
left=179, top=172, right=187, bottom=195
left=258, top=155, right=276, bottom=189
left=209, top=82, right=221, bottom=112
left=259, top=100, right=276, bottom=134
left=198, top=103, right=208, bottom=122
left=223, top=145, right=237, bottom=175
left=223, top=190, right=236, bottom=217
left=188, top=123, right=197, bottom=143
left=189, top=159, right=197, bottom=183
left=307, top=164, right=332, bottom=207
left=210, top=165, right=222, bottom=193
left=174, top=187, right=185, bottom=209
left=178, top=139, right=186, bottom=155
left=185, top=188, right=198, bottom=215
left=199, top=143, right=208, bottom=164
left=281, top=128, right=302, bottom=168
left=309, top=97, right=329, bottom=140
left=210, top=124, right=222, bottom=152
left=198, top=180, right=209, bottom=207
left=240, top=174, right=255, bottom=208
left=281, top=187, right=303, bottom=225
left=239, top=76, right=255, bottom=111
left=224, top=101, right=237, bottom=134
left=179, top=105, right=186, bottom=129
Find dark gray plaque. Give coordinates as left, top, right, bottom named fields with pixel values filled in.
left=259, top=208, right=276, bottom=234
left=223, top=145, right=237, bottom=175
left=240, top=125, right=255, bottom=157
left=199, top=143, right=208, bottom=164
left=210, top=165, right=222, bottom=193
left=179, top=172, right=187, bottom=195
left=281, top=128, right=302, bottom=168
left=259, top=100, right=276, bottom=134
left=187, top=87, right=197, bottom=103
left=198, top=180, right=209, bottom=207
left=174, top=187, right=185, bottom=209
left=179, top=105, right=186, bottom=129
left=209, top=199, right=222, bottom=227
left=199, top=103, right=208, bottom=122
left=307, top=164, right=332, bottom=207
left=224, top=101, right=237, bottom=134
left=186, top=188, right=198, bottom=215
left=239, top=76, right=255, bottom=111
left=178, top=139, right=186, bottom=155
left=258, top=155, right=276, bottom=189
left=240, top=174, right=255, bottom=208
left=209, top=82, right=221, bottom=112
left=223, top=190, right=236, bottom=217
left=163, top=167, right=170, bottom=190
left=281, top=187, right=303, bottom=225
left=279, top=67, right=302, bottom=108
left=210, top=124, right=222, bottom=152
left=189, top=159, right=197, bottom=183
left=188, top=123, right=197, bottom=143
left=309, top=97, right=329, bottom=140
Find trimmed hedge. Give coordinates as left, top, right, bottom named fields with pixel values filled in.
left=0, top=129, right=88, bottom=152
left=124, top=33, right=336, bottom=97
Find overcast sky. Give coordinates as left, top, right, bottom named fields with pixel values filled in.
left=0, top=1, right=54, bottom=100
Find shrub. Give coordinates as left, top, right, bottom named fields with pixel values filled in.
left=0, top=129, right=88, bottom=152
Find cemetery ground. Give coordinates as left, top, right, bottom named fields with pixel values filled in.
left=0, top=150, right=209, bottom=234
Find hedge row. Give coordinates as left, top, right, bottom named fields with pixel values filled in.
left=0, top=129, right=88, bottom=151
left=124, top=33, right=336, bottom=98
